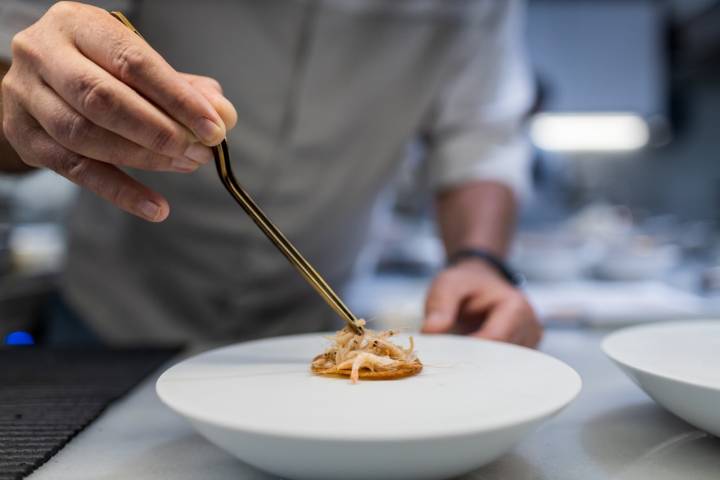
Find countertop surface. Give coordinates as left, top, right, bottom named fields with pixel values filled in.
left=28, top=328, right=720, bottom=480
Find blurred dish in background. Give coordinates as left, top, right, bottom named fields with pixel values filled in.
left=528, top=281, right=710, bottom=327
left=565, top=203, right=635, bottom=242
left=603, top=320, right=720, bottom=437
left=511, top=231, right=602, bottom=282
left=512, top=203, right=682, bottom=283
left=595, top=236, right=680, bottom=281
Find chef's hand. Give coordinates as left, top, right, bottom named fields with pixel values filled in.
left=422, top=260, right=542, bottom=347
left=2, top=1, right=237, bottom=221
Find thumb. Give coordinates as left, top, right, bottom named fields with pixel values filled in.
left=422, top=273, right=465, bottom=333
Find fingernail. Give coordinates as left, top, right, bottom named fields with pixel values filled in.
left=193, top=117, right=224, bottom=144
left=171, top=157, right=199, bottom=172
left=139, top=200, right=160, bottom=221
left=184, top=143, right=213, bottom=164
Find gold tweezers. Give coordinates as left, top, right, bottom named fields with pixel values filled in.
left=111, top=11, right=364, bottom=335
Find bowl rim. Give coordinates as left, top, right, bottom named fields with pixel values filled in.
left=156, top=333, right=583, bottom=442
left=602, top=319, right=720, bottom=392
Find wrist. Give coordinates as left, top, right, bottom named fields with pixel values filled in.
left=447, top=248, right=522, bottom=286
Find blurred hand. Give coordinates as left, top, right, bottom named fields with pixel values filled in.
left=422, top=260, right=542, bottom=347
left=2, top=1, right=237, bottom=221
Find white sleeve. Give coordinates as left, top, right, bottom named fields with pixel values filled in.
left=423, top=0, right=534, bottom=199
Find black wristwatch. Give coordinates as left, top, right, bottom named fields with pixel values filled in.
left=447, top=248, right=523, bottom=287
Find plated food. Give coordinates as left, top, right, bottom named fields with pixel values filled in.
left=311, top=320, right=422, bottom=383
left=157, top=334, right=581, bottom=479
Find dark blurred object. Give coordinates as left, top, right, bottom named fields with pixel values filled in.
left=0, top=347, right=178, bottom=480
left=0, top=222, right=67, bottom=347
left=700, top=265, right=720, bottom=294
left=0, top=223, right=11, bottom=275
left=0, top=273, right=57, bottom=347
left=673, top=0, right=720, bottom=80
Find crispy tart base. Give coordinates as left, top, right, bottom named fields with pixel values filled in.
left=310, top=354, right=423, bottom=380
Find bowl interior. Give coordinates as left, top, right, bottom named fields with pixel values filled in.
left=603, top=320, right=720, bottom=390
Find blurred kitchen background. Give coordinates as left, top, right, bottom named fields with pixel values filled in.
left=3, top=0, right=720, bottom=345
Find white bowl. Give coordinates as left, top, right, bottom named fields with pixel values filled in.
left=157, top=334, right=581, bottom=480
left=602, top=320, right=720, bottom=437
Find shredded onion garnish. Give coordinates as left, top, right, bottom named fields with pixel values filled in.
left=311, top=320, right=421, bottom=383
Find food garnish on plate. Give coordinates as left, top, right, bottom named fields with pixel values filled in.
left=311, top=320, right=422, bottom=383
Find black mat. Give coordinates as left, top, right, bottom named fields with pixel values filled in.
left=0, top=348, right=178, bottom=480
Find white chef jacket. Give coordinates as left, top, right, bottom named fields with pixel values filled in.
left=18, top=0, right=534, bottom=345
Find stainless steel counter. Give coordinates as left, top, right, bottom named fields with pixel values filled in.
left=29, top=329, right=720, bottom=480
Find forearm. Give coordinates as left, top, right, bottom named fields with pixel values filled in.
left=425, top=181, right=540, bottom=346
left=435, top=180, right=517, bottom=258
left=0, top=60, right=32, bottom=173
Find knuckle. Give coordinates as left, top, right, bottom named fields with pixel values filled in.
left=2, top=74, right=24, bottom=108
left=1, top=71, right=13, bottom=97
left=62, top=153, right=90, bottom=183
left=48, top=1, right=77, bottom=17
left=9, top=31, right=25, bottom=57
left=10, top=30, right=41, bottom=62
left=50, top=110, right=92, bottom=147
left=47, top=151, right=94, bottom=186
left=2, top=116, right=20, bottom=146
left=2, top=104, right=24, bottom=148
left=111, top=43, right=147, bottom=83
left=203, top=76, right=223, bottom=93
left=149, top=127, right=182, bottom=155
left=74, top=75, right=115, bottom=117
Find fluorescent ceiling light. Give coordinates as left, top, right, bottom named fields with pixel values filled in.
left=530, top=113, right=650, bottom=152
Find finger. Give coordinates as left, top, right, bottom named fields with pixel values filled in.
left=422, top=273, right=474, bottom=333
left=29, top=45, right=200, bottom=160
left=522, top=319, right=543, bottom=348
left=515, top=304, right=542, bottom=348
left=7, top=107, right=169, bottom=222
left=72, top=9, right=226, bottom=144
left=470, top=297, right=530, bottom=344
left=182, top=73, right=238, bottom=131
left=181, top=73, right=224, bottom=95
left=22, top=79, right=206, bottom=172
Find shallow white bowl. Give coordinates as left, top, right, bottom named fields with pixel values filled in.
left=603, top=320, right=720, bottom=437
left=156, top=334, right=581, bottom=480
